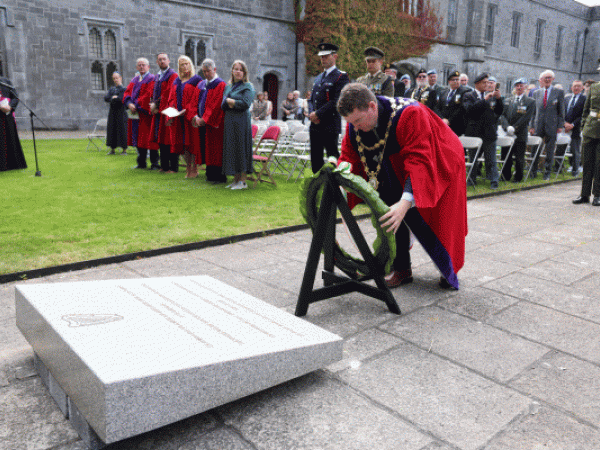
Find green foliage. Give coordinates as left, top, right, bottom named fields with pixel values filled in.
left=297, top=0, right=443, bottom=79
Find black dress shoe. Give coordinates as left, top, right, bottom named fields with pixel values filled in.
left=573, top=196, right=590, bottom=204
left=133, top=165, right=146, bottom=169
left=593, top=197, right=600, bottom=206
left=439, top=277, right=458, bottom=290
left=149, top=165, right=161, bottom=171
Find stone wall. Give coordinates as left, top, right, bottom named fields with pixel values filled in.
left=0, top=0, right=300, bottom=130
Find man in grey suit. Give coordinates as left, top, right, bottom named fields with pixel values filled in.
left=530, top=70, right=565, bottom=180
left=500, top=78, right=536, bottom=182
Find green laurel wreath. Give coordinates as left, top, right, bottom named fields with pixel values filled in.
left=299, top=162, right=396, bottom=276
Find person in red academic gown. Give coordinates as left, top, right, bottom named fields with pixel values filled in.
left=190, top=59, right=227, bottom=183
left=124, top=58, right=159, bottom=169
left=166, top=55, right=203, bottom=178
left=150, top=53, right=179, bottom=172
left=337, top=83, right=467, bottom=290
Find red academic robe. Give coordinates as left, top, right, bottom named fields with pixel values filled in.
left=166, top=75, right=202, bottom=156
left=187, top=77, right=226, bottom=167
left=150, top=69, right=178, bottom=145
left=339, top=100, right=468, bottom=274
left=123, top=73, right=158, bottom=150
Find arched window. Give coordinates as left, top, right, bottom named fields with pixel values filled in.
left=87, top=24, right=121, bottom=91
left=183, top=35, right=211, bottom=68
left=185, top=39, right=195, bottom=62
left=91, top=60, right=104, bottom=90
left=196, top=40, right=206, bottom=66
left=104, top=30, right=117, bottom=60
left=106, top=61, right=118, bottom=88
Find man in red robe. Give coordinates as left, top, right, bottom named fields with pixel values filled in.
left=124, top=57, right=159, bottom=169
left=150, top=53, right=179, bottom=172
left=191, top=59, right=226, bottom=183
left=337, top=83, right=467, bottom=289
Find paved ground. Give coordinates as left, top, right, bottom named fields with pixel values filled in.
left=2, top=181, right=600, bottom=450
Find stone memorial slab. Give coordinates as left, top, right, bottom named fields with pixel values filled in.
left=15, top=276, right=343, bottom=447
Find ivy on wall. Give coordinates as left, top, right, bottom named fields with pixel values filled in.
left=295, top=0, right=443, bottom=79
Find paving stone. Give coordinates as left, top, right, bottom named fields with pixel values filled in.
left=177, top=427, right=255, bottom=450
left=483, top=405, right=600, bottom=450
left=464, top=230, right=509, bottom=252
left=284, top=291, right=399, bottom=338
left=437, top=286, right=519, bottom=322
left=575, top=272, right=600, bottom=292
left=518, top=259, right=595, bottom=286
left=452, top=254, right=521, bottom=286
left=525, top=224, right=599, bottom=247
left=326, top=328, right=403, bottom=373
left=0, top=317, right=31, bottom=363
left=509, top=353, right=600, bottom=427
left=469, top=237, right=572, bottom=267
left=121, top=254, right=223, bottom=278
left=380, top=307, right=549, bottom=382
left=573, top=239, right=600, bottom=255
left=260, top=238, right=313, bottom=263
left=0, top=368, right=9, bottom=387
left=195, top=243, right=292, bottom=272
left=339, top=343, right=531, bottom=450
left=488, top=302, right=600, bottom=364
left=219, top=371, right=432, bottom=450
left=48, top=264, right=142, bottom=283
left=483, top=272, right=600, bottom=323
left=0, top=377, right=79, bottom=449
left=467, top=214, right=545, bottom=237
left=551, top=248, right=600, bottom=272
left=244, top=259, right=321, bottom=297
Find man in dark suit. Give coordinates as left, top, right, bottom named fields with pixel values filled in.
left=463, top=72, right=504, bottom=189
left=406, top=69, right=438, bottom=115
left=308, top=42, right=350, bottom=172
left=499, top=78, right=536, bottom=182
left=564, top=80, right=586, bottom=176
left=440, top=70, right=469, bottom=136
left=529, top=70, right=565, bottom=180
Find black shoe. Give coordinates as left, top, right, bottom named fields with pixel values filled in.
left=133, top=165, right=146, bottom=169
left=573, top=196, right=590, bottom=204
left=593, top=197, right=600, bottom=206
left=149, top=165, right=161, bottom=171
left=543, top=174, right=550, bottom=181
left=439, top=277, right=458, bottom=290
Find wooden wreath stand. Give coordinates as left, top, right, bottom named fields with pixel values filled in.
left=295, top=169, right=401, bottom=317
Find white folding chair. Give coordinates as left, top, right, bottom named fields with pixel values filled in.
left=496, top=135, right=515, bottom=181
left=86, top=119, right=107, bottom=151
left=459, top=136, right=483, bottom=187
left=524, top=135, right=545, bottom=181
left=288, top=131, right=311, bottom=181
left=553, top=133, right=572, bottom=178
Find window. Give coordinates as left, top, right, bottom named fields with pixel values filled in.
left=555, top=26, right=564, bottom=60
left=446, top=0, right=458, bottom=41
left=400, top=0, right=423, bottom=17
left=466, top=0, right=475, bottom=44
left=184, top=37, right=207, bottom=67
left=534, top=19, right=545, bottom=56
left=485, top=5, right=497, bottom=44
left=87, top=25, right=121, bottom=91
left=505, top=78, right=514, bottom=96
left=511, top=12, right=522, bottom=48
left=442, top=64, right=456, bottom=86
left=574, top=31, right=583, bottom=63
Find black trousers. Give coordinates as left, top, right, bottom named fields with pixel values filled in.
left=393, top=220, right=412, bottom=272
left=159, top=144, right=179, bottom=172
left=501, top=140, right=526, bottom=182
left=581, top=136, right=600, bottom=198
left=137, top=148, right=159, bottom=168
left=309, top=126, right=339, bottom=173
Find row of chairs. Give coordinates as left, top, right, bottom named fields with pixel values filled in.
left=460, top=133, right=573, bottom=187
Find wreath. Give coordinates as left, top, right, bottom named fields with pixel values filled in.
left=299, top=162, right=396, bottom=276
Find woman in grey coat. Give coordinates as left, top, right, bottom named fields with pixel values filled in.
left=221, top=60, right=255, bottom=189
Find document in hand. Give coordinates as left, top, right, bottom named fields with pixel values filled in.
left=0, top=98, right=9, bottom=115
left=161, top=107, right=186, bottom=118
left=126, top=109, right=139, bottom=119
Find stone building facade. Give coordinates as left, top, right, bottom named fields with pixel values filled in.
left=2, top=0, right=600, bottom=129
left=395, top=0, right=600, bottom=95
left=0, top=0, right=299, bottom=129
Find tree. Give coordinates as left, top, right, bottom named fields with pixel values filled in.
left=295, top=0, right=443, bottom=79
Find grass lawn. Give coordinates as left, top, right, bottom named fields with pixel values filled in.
left=2, top=138, right=578, bottom=275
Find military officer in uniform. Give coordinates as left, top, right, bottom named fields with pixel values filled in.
left=406, top=69, right=438, bottom=115
left=308, top=42, right=350, bottom=172
left=399, top=74, right=411, bottom=94
left=384, top=63, right=405, bottom=97
left=573, top=62, right=600, bottom=206
left=427, top=69, right=444, bottom=99
left=356, top=47, right=394, bottom=97
left=440, top=71, right=469, bottom=137
left=499, top=78, right=536, bottom=182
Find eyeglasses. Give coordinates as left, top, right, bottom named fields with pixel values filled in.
left=417, top=75, right=427, bottom=79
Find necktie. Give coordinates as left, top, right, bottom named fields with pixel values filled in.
left=447, top=90, right=454, bottom=104
left=543, top=88, right=548, bottom=108
left=568, top=95, right=577, bottom=113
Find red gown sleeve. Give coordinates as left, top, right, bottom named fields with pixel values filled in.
left=202, top=82, right=226, bottom=128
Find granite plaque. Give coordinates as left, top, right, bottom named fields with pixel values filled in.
left=15, top=276, right=343, bottom=445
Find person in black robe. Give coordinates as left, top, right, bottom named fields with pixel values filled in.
left=0, top=76, right=27, bottom=171
left=104, top=72, right=128, bottom=155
